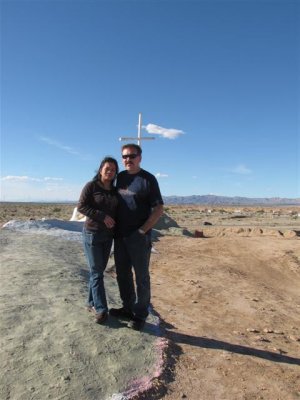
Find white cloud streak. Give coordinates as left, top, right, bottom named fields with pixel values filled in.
left=143, top=124, right=184, bottom=139
left=155, top=173, right=169, bottom=178
left=1, top=175, right=81, bottom=201
left=39, top=136, right=81, bottom=156
left=1, top=176, right=63, bottom=182
left=231, top=164, right=252, bottom=175
left=44, top=177, right=64, bottom=181
left=38, top=136, right=93, bottom=161
left=2, top=176, right=39, bottom=182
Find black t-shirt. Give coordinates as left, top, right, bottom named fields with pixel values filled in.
left=116, top=169, right=164, bottom=236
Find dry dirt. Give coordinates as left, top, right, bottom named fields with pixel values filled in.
left=147, top=205, right=300, bottom=400
left=150, top=235, right=300, bottom=399
left=1, top=203, right=300, bottom=399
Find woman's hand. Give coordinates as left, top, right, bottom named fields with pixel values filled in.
left=103, top=215, right=116, bottom=229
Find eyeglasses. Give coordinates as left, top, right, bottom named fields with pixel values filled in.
left=122, top=154, right=138, bottom=160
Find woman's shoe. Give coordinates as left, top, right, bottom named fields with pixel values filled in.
left=86, top=305, right=96, bottom=313
left=95, top=311, right=108, bottom=324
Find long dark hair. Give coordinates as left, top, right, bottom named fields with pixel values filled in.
left=92, top=156, right=119, bottom=185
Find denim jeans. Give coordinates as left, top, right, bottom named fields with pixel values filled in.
left=82, top=229, right=113, bottom=314
left=114, top=230, right=152, bottom=320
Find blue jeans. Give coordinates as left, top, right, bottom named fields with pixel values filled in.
left=114, top=230, right=152, bottom=320
left=82, top=229, right=113, bottom=314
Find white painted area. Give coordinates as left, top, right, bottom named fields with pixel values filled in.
left=3, top=219, right=84, bottom=241
left=70, top=207, right=86, bottom=222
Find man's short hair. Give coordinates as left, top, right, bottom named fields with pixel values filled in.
left=121, top=143, right=142, bottom=155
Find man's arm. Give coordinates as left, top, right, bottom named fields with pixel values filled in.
left=139, top=204, right=164, bottom=234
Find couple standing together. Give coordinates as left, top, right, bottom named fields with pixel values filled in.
left=77, top=144, right=164, bottom=331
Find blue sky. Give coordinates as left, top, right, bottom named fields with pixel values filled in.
left=1, top=0, right=299, bottom=201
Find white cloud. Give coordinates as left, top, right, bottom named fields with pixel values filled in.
left=44, top=177, right=64, bottom=181
left=1, top=175, right=81, bottom=202
left=1, top=175, right=63, bottom=182
left=39, top=136, right=81, bottom=155
left=38, top=136, right=92, bottom=161
left=155, top=173, right=169, bottom=178
left=231, top=164, right=252, bottom=175
left=2, top=175, right=41, bottom=182
left=143, top=124, right=184, bottom=139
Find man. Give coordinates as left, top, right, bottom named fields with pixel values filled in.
left=110, top=143, right=164, bottom=330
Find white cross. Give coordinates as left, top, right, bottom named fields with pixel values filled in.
left=119, top=113, right=155, bottom=147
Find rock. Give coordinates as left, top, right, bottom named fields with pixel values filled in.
left=250, top=228, right=263, bottom=236
left=194, top=230, right=204, bottom=238
left=282, top=230, right=297, bottom=238
left=247, top=328, right=260, bottom=333
left=289, top=335, right=300, bottom=342
left=263, top=328, right=274, bottom=333
left=154, top=212, right=179, bottom=230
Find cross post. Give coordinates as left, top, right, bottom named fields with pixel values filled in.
left=119, top=113, right=155, bottom=147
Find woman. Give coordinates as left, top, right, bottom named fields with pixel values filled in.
left=78, top=156, right=119, bottom=324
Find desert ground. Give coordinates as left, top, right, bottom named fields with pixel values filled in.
left=1, top=203, right=300, bottom=399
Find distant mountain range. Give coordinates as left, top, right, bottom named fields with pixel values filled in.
left=163, top=195, right=300, bottom=206
left=1, top=195, right=299, bottom=206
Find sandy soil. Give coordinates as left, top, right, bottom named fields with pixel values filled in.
left=150, top=235, right=300, bottom=400
left=0, top=228, right=166, bottom=400
left=0, top=203, right=299, bottom=399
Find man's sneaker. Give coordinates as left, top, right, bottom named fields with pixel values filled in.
left=95, top=311, right=108, bottom=324
left=127, top=317, right=145, bottom=331
left=109, top=307, right=134, bottom=319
